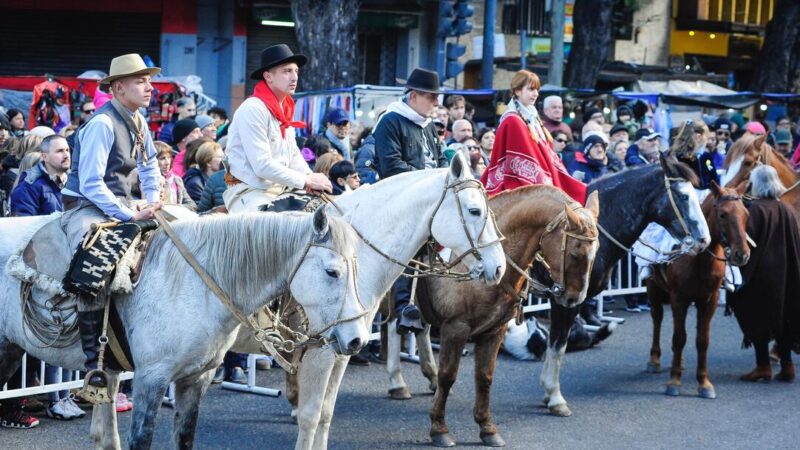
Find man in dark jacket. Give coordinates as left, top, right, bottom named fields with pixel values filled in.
left=10, top=135, right=70, bottom=216
left=625, top=128, right=661, bottom=167
left=374, top=68, right=448, bottom=334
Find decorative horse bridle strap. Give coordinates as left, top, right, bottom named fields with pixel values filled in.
left=320, top=176, right=504, bottom=281
left=664, top=176, right=691, bottom=239
left=152, top=211, right=364, bottom=374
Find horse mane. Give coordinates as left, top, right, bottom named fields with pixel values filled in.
left=146, top=212, right=353, bottom=301
left=723, top=134, right=756, bottom=170
left=590, top=158, right=699, bottom=191
left=669, top=158, right=701, bottom=187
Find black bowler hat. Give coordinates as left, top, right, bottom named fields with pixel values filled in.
left=250, top=44, right=308, bottom=80
left=400, top=68, right=444, bottom=94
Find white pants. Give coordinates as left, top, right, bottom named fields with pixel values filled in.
left=223, top=183, right=286, bottom=214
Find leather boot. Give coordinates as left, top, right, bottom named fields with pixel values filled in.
left=775, top=361, right=796, bottom=382
left=77, top=309, right=107, bottom=388
left=740, top=364, right=772, bottom=382
left=580, top=302, right=602, bottom=327
left=393, top=276, right=424, bottom=335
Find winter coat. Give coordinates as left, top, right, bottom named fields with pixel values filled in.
left=568, top=152, right=609, bottom=184
left=354, top=134, right=379, bottom=185
left=183, top=167, right=209, bottom=203
left=373, top=112, right=447, bottom=179
left=624, top=144, right=650, bottom=168
left=678, top=152, right=719, bottom=190
left=9, top=162, right=63, bottom=216
left=198, top=170, right=228, bottom=212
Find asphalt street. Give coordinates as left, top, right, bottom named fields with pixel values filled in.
left=3, top=305, right=799, bottom=450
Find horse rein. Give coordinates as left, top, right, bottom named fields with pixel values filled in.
left=152, top=211, right=368, bottom=374
left=321, top=175, right=505, bottom=281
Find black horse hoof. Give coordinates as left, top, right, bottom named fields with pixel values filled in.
left=431, top=433, right=456, bottom=448
left=645, top=362, right=661, bottom=373
left=481, top=433, right=506, bottom=447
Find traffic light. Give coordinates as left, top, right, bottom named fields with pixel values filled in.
left=454, top=0, right=474, bottom=36
left=438, top=0, right=474, bottom=38
left=445, top=42, right=467, bottom=79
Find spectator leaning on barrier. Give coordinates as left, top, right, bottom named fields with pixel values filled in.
left=374, top=68, right=447, bottom=335
left=322, top=108, right=352, bottom=160
left=541, top=96, right=573, bottom=140
left=9, top=135, right=69, bottom=216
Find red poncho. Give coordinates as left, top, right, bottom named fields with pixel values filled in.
left=481, top=112, right=586, bottom=204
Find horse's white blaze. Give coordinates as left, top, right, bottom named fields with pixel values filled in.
left=577, top=242, right=599, bottom=303
left=721, top=155, right=743, bottom=187
left=676, top=181, right=711, bottom=248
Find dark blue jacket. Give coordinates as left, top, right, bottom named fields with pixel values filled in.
left=568, top=152, right=609, bottom=184
left=679, top=152, right=719, bottom=190
left=10, top=162, right=63, bottom=216
left=624, top=144, right=650, bottom=168
left=198, top=170, right=227, bottom=212
left=183, top=167, right=208, bottom=203
left=354, top=134, right=379, bottom=185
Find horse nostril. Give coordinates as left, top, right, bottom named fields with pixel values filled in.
left=347, top=337, right=363, bottom=353
left=495, top=266, right=502, bottom=279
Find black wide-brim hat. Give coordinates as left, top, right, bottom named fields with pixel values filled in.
left=397, top=68, right=443, bottom=94
left=250, top=44, right=308, bottom=80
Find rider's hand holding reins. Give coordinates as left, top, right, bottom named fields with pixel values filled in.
left=305, top=173, right=333, bottom=196
left=131, top=201, right=163, bottom=221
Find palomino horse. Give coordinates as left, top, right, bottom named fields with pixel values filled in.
left=388, top=155, right=711, bottom=421
left=410, top=186, right=599, bottom=448
left=722, top=134, right=800, bottom=223
left=231, top=154, right=507, bottom=450
left=0, top=208, right=370, bottom=449
left=646, top=181, right=750, bottom=399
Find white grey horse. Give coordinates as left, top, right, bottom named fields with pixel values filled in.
left=232, top=154, right=507, bottom=450
left=0, top=208, right=369, bottom=449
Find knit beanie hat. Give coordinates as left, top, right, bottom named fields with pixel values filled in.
left=172, top=119, right=199, bottom=145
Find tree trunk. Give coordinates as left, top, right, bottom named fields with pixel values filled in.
left=749, top=0, right=800, bottom=92
left=563, top=0, right=615, bottom=89
left=291, top=0, right=361, bottom=91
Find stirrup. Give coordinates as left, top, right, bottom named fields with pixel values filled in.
left=77, top=369, right=112, bottom=405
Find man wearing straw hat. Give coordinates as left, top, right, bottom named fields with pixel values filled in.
left=60, top=54, right=162, bottom=399
left=223, top=44, right=331, bottom=213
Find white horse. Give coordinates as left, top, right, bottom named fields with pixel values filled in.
left=0, top=208, right=369, bottom=449
left=232, top=154, right=507, bottom=450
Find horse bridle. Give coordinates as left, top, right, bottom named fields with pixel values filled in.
left=706, top=193, right=745, bottom=262
left=322, top=175, right=505, bottom=281
left=597, top=175, right=697, bottom=264
left=504, top=203, right=598, bottom=302
left=152, top=211, right=368, bottom=374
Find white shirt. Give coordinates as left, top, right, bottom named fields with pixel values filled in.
left=225, top=97, right=310, bottom=190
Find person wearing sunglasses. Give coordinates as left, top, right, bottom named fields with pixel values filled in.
left=79, top=101, right=96, bottom=125
left=328, top=160, right=360, bottom=195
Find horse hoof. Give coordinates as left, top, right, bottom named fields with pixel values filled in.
left=431, top=433, right=456, bottom=448
left=290, top=408, right=298, bottom=423
left=541, top=397, right=550, bottom=407
left=428, top=381, right=438, bottom=393
left=645, top=362, right=661, bottom=373
left=481, top=433, right=506, bottom=447
left=389, top=386, right=411, bottom=400
left=548, top=404, right=572, bottom=417
left=698, top=386, right=716, bottom=399
left=664, top=384, right=680, bottom=396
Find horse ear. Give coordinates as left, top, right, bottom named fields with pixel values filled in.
left=710, top=180, right=722, bottom=198
left=735, top=179, right=748, bottom=195
left=659, top=152, right=670, bottom=173
left=564, top=203, right=581, bottom=228
left=449, top=151, right=468, bottom=179
left=754, top=133, right=767, bottom=149
left=312, top=207, right=330, bottom=242
left=584, top=191, right=600, bottom=219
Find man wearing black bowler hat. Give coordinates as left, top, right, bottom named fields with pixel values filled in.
left=374, top=68, right=448, bottom=334
left=224, top=44, right=331, bottom=213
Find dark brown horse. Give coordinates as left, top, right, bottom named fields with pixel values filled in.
left=414, top=185, right=599, bottom=448
left=646, top=181, right=750, bottom=399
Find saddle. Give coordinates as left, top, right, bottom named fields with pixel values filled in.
left=258, top=190, right=325, bottom=213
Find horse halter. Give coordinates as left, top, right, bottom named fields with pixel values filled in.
left=708, top=194, right=744, bottom=262
left=663, top=175, right=696, bottom=250
left=423, top=175, right=505, bottom=278
left=529, top=203, right=598, bottom=300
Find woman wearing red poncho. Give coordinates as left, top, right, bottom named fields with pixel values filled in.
left=481, top=70, right=586, bottom=204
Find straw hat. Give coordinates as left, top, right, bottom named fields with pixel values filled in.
left=99, top=54, right=161, bottom=91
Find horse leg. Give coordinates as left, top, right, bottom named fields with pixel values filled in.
left=540, top=304, right=577, bottom=417
left=386, top=319, right=411, bottom=399
left=429, top=323, right=469, bottom=448
left=695, top=292, right=718, bottom=399
left=311, top=355, right=349, bottom=450
left=295, top=347, right=336, bottom=450
left=472, top=326, right=506, bottom=447
left=666, top=299, right=689, bottom=396
left=646, top=284, right=666, bottom=373
left=172, top=370, right=213, bottom=450
left=128, top=374, right=170, bottom=450
left=417, top=324, right=438, bottom=393
left=285, top=369, right=300, bottom=421
left=90, top=372, right=122, bottom=450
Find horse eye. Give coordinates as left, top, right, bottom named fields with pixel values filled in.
left=325, top=269, right=340, bottom=278
left=719, top=213, right=727, bottom=219
left=468, top=208, right=481, bottom=217
left=680, top=194, right=689, bottom=201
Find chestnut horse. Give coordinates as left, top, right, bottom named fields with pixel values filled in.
left=645, top=181, right=750, bottom=399
left=414, top=185, right=600, bottom=448
left=722, top=134, right=800, bottom=222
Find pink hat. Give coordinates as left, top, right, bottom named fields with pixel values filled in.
left=93, top=86, right=113, bottom=109
left=745, top=121, right=766, bottom=135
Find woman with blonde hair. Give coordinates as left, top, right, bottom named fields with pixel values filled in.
left=481, top=70, right=586, bottom=203
left=184, top=141, right=224, bottom=202
left=313, top=152, right=343, bottom=177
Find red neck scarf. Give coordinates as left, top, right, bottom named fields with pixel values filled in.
left=251, top=81, right=305, bottom=137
